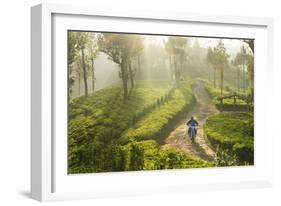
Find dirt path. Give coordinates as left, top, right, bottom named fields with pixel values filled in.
left=165, top=82, right=219, bottom=161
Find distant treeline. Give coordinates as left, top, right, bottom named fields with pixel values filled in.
left=68, top=31, right=254, bottom=101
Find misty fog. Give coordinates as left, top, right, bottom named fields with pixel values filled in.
left=69, top=32, right=250, bottom=99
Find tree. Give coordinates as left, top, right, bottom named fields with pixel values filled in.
left=68, top=32, right=78, bottom=65
left=165, top=37, right=188, bottom=86
left=73, top=55, right=83, bottom=96
left=233, top=45, right=251, bottom=93
left=213, top=40, right=229, bottom=96
left=247, top=55, right=254, bottom=101
left=206, top=47, right=217, bottom=87
left=243, top=40, right=254, bottom=53
left=68, top=32, right=79, bottom=94
left=243, top=40, right=254, bottom=100
left=233, top=50, right=243, bottom=92
left=127, top=35, right=144, bottom=88
left=76, top=32, right=91, bottom=97
left=87, top=33, right=99, bottom=93
left=164, top=39, right=173, bottom=80
left=233, top=59, right=241, bottom=92
left=98, top=34, right=144, bottom=100
left=241, top=46, right=247, bottom=93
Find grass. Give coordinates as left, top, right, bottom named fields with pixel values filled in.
left=204, top=112, right=254, bottom=165
left=202, top=81, right=248, bottom=105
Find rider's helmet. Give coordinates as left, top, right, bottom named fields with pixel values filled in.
left=191, top=116, right=194, bottom=120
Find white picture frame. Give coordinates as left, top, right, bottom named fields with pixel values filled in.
left=31, top=3, right=274, bottom=202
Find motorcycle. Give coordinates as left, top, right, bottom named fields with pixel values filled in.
left=187, top=125, right=198, bottom=143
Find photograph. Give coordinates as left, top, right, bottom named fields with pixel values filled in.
left=67, top=31, right=254, bottom=174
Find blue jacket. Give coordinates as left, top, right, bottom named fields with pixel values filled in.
left=186, top=119, right=198, bottom=126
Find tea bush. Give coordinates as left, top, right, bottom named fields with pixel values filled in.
left=68, top=81, right=215, bottom=173
left=119, top=81, right=194, bottom=143
left=204, top=112, right=254, bottom=165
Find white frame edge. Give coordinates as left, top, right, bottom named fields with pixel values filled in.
left=31, top=4, right=52, bottom=201
left=31, top=4, right=42, bottom=201
left=31, top=3, right=274, bottom=202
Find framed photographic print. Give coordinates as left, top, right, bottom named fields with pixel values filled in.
left=31, top=3, right=274, bottom=202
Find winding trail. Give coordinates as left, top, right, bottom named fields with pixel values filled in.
left=165, top=81, right=219, bottom=161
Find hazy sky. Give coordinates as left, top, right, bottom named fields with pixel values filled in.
left=144, top=35, right=248, bottom=56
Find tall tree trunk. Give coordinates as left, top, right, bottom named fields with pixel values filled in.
left=128, top=59, right=134, bottom=88
left=137, top=55, right=141, bottom=78
left=180, top=56, right=184, bottom=80
left=121, top=61, right=128, bottom=101
left=248, top=57, right=254, bottom=101
left=169, top=55, right=173, bottom=81
left=242, top=64, right=246, bottom=93
left=213, top=68, right=216, bottom=88
left=174, top=58, right=180, bottom=87
left=81, top=48, right=88, bottom=97
left=208, top=69, right=211, bottom=83
left=78, top=72, right=81, bottom=96
left=220, top=67, right=223, bottom=97
left=237, top=69, right=239, bottom=92
left=91, top=59, right=95, bottom=92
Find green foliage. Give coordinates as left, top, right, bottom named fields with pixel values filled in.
left=68, top=80, right=217, bottom=173
left=124, top=140, right=215, bottom=171
left=216, top=146, right=239, bottom=166
left=120, top=81, right=193, bottom=143
left=204, top=83, right=224, bottom=99
left=68, top=32, right=78, bottom=65
left=204, top=112, right=254, bottom=165
left=204, top=82, right=248, bottom=106
left=69, top=138, right=215, bottom=174
left=104, top=144, right=127, bottom=171
left=128, top=142, right=145, bottom=170
left=158, top=145, right=215, bottom=169
left=68, top=140, right=127, bottom=173
left=232, top=45, right=254, bottom=97
left=69, top=82, right=171, bottom=171
left=213, top=40, right=229, bottom=67
left=67, top=32, right=255, bottom=173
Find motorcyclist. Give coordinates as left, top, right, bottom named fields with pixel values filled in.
left=186, top=116, right=199, bottom=137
